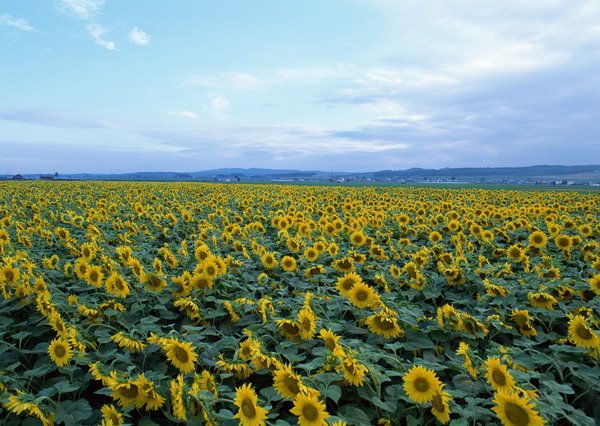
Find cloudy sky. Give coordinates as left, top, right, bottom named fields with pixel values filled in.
left=1, top=0, right=599, bottom=173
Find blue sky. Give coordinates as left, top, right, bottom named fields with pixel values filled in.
left=1, top=0, right=599, bottom=173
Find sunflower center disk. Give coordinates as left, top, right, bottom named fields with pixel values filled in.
left=174, top=346, right=190, bottom=363
left=284, top=376, right=300, bottom=395
left=302, top=404, right=319, bottom=421
left=120, top=384, right=139, bottom=399
left=54, top=345, right=66, bottom=357
left=576, top=324, right=593, bottom=340
left=492, top=369, right=506, bottom=386
left=414, top=377, right=430, bottom=392
left=240, top=398, right=256, bottom=418
left=504, top=402, right=530, bottom=426
left=356, top=290, right=368, bottom=301
left=432, top=393, right=444, bottom=412
left=376, top=318, right=393, bottom=330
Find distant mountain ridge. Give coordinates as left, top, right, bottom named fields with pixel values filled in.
left=4, top=164, right=599, bottom=182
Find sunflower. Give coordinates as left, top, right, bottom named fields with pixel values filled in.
left=431, top=389, right=452, bottom=424
left=277, top=319, right=301, bottom=340
left=164, top=339, right=198, bottom=373
left=319, top=328, right=341, bottom=352
left=170, top=375, right=187, bottom=421
left=578, top=223, right=593, bottom=237
left=588, top=274, right=600, bottom=295
left=492, top=391, right=545, bottom=426
left=48, top=338, right=73, bottom=367
left=0, top=228, right=10, bottom=245
left=568, top=315, right=600, bottom=350
left=350, top=230, right=367, bottom=246
left=506, top=244, right=526, bottom=263
left=303, top=247, right=319, bottom=262
left=0, top=265, right=20, bottom=284
left=336, top=272, right=362, bottom=296
left=141, top=272, right=167, bottom=292
left=111, top=332, right=146, bottom=352
left=274, top=364, right=306, bottom=399
left=105, top=273, right=130, bottom=298
left=332, top=257, right=355, bottom=273
left=527, top=292, right=557, bottom=310
left=233, top=383, right=268, bottom=426
left=281, top=256, right=297, bottom=272
left=429, top=231, right=442, bottom=243
left=483, top=357, right=515, bottom=393
left=347, top=282, right=379, bottom=309
left=290, top=389, right=329, bottom=426
left=336, top=353, right=368, bottom=386
left=55, top=226, right=70, bottom=241
left=85, top=265, right=104, bottom=287
left=456, top=342, right=479, bottom=378
left=511, top=309, right=537, bottom=337
left=297, top=307, right=317, bottom=339
left=528, top=231, right=547, bottom=249
left=111, top=378, right=148, bottom=409
left=554, top=234, right=572, bottom=251
left=403, top=365, right=442, bottom=404
left=100, top=404, right=123, bottom=426
left=365, top=311, right=404, bottom=338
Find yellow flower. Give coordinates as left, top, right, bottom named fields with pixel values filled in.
left=588, top=274, right=600, bottom=295
left=48, top=337, right=73, bottom=367
left=111, top=332, right=146, bottom=352
left=527, top=292, right=557, bottom=310
left=281, top=255, right=297, bottom=272
left=84, top=264, right=104, bottom=287
left=347, top=281, right=379, bottom=309
left=100, top=404, right=123, bottom=426
left=484, top=357, right=515, bottom=393
left=319, top=328, right=341, bottom=352
left=365, top=311, right=404, bottom=338
left=456, top=342, right=478, bottom=378
left=164, top=339, right=198, bottom=373
left=431, top=389, right=452, bottom=424
left=234, top=383, right=268, bottom=426
left=403, top=365, right=442, bottom=404
left=336, top=353, right=368, bottom=386
left=297, top=307, right=317, bottom=339
left=274, top=364, right=306, bottom=399
left=492, top=391, right=545, bottom=426
left=170, top=375, right=187, bottom=421
left=277, top=319, right=301, bottom=340
left=260, top=251, right=278, bottom=269
left=0, top=265, right=20, bottom=284
left=336, top=272, right=362, bottom=296
left=528, top=231, right=547, bottom=249
left=568, top=315, right=600, bottom=350
left=105, top=273, right=130, bottom=298
left=290, top=389, right=329, bottom=426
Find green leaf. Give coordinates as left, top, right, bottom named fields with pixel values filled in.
left=55, top=400, right=92, bottom=426
left=338, top=405, right=372, bottom=425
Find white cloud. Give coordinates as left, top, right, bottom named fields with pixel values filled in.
left=208, top=94, right=230, bottom=111
left=169, top=110, right=199, bottom=120
left=87, top=23, right=115, bottom=50
left=128, top=27, right=150, bottom=46
left=0, top=14, right=35, bottom=32
left=58, top=0, right=105, bottom=20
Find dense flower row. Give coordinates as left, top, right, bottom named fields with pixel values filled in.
left=0, top=181, right=598, bottom=425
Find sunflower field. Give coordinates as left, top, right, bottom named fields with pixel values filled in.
left=0, top=181, right=599, bottom=426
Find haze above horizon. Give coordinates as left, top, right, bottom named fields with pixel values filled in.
left=1, top=1, right=599, bottom=174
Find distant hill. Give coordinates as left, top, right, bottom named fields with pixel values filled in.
left=371, top=165, right=600, bottom=179
left=2, top=165, right=599, bottom=183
